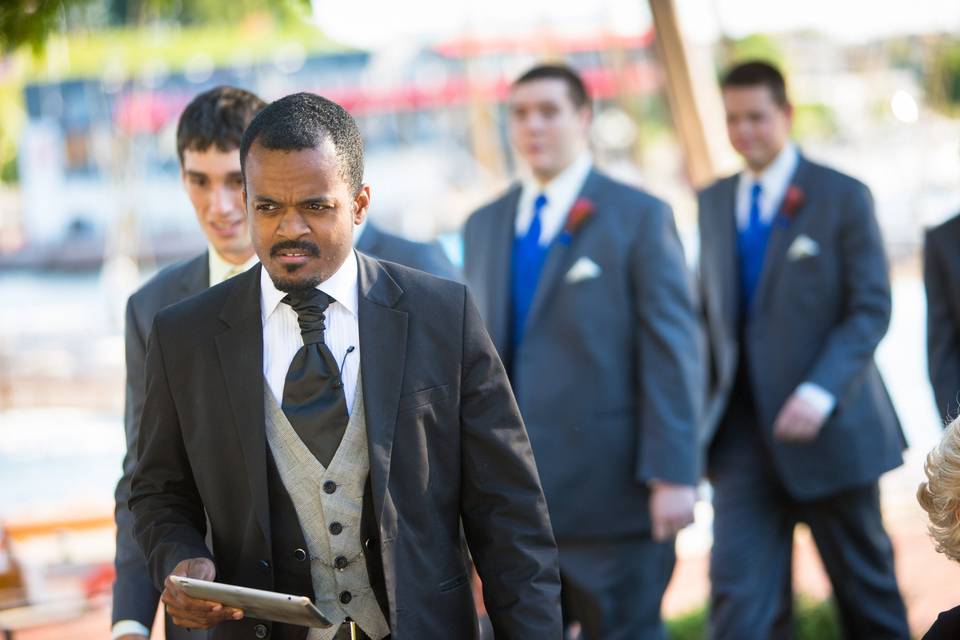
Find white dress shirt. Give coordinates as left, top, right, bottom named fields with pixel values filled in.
left=735, top=142, right=799, bottom=231
left=515, top=152, right=593, bottom=245
left=734, top=142, right=835, bottom=418
left=261, top=250, right=361, bottom=414
left=208, top=246, right=259, bottom=287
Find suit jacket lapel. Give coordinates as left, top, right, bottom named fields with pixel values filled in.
left=483, top=187, right=521, bottom=356
left=523, top=170, right=602, bottom=337
left=753, top=156, right=812, bottom=310
left=214, top=265, right=270, bottom=544
left=356, top=253, right=407, bottom=538
left=180, top=252, right=210, bottom=297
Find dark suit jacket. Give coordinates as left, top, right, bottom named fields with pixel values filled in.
left=924, top=212, right=960, bottom=421
left=129, top=254, right=562, bottom=640
left=357, top=223, right=460, bottom=282
left=462, top=169, right=702, bottom=541
left=113, top=253, right=208, bottom=639
left=114, top=232, right=460, bottom=636
left=698, top=154, right=905, bottom=500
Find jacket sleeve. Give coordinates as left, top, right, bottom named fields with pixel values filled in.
left=112, top=296, right=162, bottom=627
left=457, top=286, right=563, bottom=639
left=632, top=201, right=703, bottom=486
left=129, top=316, right=213, bottom=589
left=924, top=228, right=960, bottom=422
left=804, top=182, right=893, bottom=403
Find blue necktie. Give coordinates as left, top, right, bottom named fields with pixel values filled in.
left=511, top=193, right=549, bottom=351
left=739, top=181, right=768, bottom=311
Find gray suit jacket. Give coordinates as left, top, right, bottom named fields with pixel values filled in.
left=356, top=223, right=460, bottom=281
left=462, top=169, right=702, bottom=540
left=113, top=253, right=208, bottom=638
left=924, top=212, right=960, bottom=421
left=698, top=155, right=905, bottom=500
left=129, top=256, right=562, bottom=639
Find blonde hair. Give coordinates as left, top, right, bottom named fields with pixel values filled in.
left=918, top=417, right=960, bottom=563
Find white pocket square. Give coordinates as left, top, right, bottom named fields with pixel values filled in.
left=565, top=256, right=602, bottom=284
left=787, top=234, right=820, bottom=261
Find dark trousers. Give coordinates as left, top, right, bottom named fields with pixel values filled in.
left=559, top=536, right=676, bottom=640
left=706, top=368, right=909, bottom=640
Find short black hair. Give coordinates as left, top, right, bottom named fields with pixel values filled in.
left=512, top=63, right=591, bottom=110
left=239, top=92, right=364, bottom=195
left=176, top=86, right=266, bottom=164
left=721, top=60, right=789, bottom=108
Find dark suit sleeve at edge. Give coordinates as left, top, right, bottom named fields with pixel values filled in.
left=112, top=297, right=163, bottom=627
left=130, top=316, right=213, bottom=590
left=457, top=286, right=562, bottom=639
left=804, top=182, right=892, bottom=404
left=924, top=230, right=960, bottom=422
left=631, top=202, right=702, bottom=485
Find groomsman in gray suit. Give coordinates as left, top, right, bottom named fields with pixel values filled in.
left=462, top=63, right=702, bottom=640
left=113, top=87, right=459, bottom=640
left=924, top=211, right=960, bottom=421
left=698, top=61, right=909, bottom=639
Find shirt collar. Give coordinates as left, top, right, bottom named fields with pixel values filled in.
left=260, top=250, right=360, bottom=323
left=208, top=246, right=259, bottom=286
left=521, top=151, right=593, bottom=205
left=743, top=141, right=798, bottom=192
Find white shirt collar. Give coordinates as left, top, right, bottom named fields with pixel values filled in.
left=260, top=249, right=360, bottom=323
left=516, top=152, right=593, bottom=242
left=735, top=142, right=799, bottom=228
left=208, top=246, right=259, bottom=287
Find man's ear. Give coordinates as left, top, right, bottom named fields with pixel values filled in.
left=354, top=185, right=371, bottom=225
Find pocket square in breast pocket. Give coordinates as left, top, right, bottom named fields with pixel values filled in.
left=565, top=256, right=602, bottom=284
left=787, top=234, right=820, bottom=261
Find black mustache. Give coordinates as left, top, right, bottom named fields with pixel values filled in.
left=270, top=240, right=320, bottom=257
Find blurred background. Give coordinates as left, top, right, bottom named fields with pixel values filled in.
left=1, top=0, right=959, bottom=637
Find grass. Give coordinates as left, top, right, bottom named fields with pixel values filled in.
left=667, top=597, right=843, bottom=640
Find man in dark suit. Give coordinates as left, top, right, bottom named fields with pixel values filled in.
left=698, top=61, right=909, bottom=639
left=129, top=92, right=561, bottom=640
left=462, top=63, right=701, bottom=640
left=114, top=88, right=462, bottom=640
left=924, top=213, right=960, bottom=421
left=112, top=86, right=267, bottom=640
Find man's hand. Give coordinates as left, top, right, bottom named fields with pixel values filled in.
left=773, top=392, right=828, bottom=443
left=161, top=557, right=242, bottom=630
left=649, top=481, right=696, bottom=542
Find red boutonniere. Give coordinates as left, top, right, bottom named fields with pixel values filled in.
left=781, top=184, right=806, bottom=223
left=559, top=197, right=596, bottom=244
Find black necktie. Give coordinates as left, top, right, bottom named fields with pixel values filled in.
left=281, top=289, right=349, bottom=466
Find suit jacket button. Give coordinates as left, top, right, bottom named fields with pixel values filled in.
left=329, top=521, right=343, bottom=535
left=259, top=559, right=270, bottom=571
left=334, top=555, right=349, bottom=570
left=364, top=537, right=377, bottom=549
left=339, top=590, right=352, bottom=604
left=294, top=548, right=307, bottom=562
left=254, top=623, right=269, bottom=638
left=323, top=481, right=337, bottom=494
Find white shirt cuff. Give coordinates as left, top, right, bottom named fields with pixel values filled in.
left=112, top=620, right=151, bottom=638
left=796, top=382, right=836, bottom=418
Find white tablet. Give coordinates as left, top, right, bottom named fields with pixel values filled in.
left=172, top=576, right=332, bottom=629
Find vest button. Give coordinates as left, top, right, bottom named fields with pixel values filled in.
left=293, top=548, right=307, bottom=562
left=329, top=522, right=343, bottom=535
left=334, top=555, right=349, bottom=570
left=323, top=481, right=337, bottom=494
left=339, top=590, right=352, bottom=604
left=254, top=623, right=269, bottom=638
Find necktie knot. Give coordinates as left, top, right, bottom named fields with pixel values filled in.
left=750, top=182, right=762, bottom=199
left=283, top=289, right=333, bottom=345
